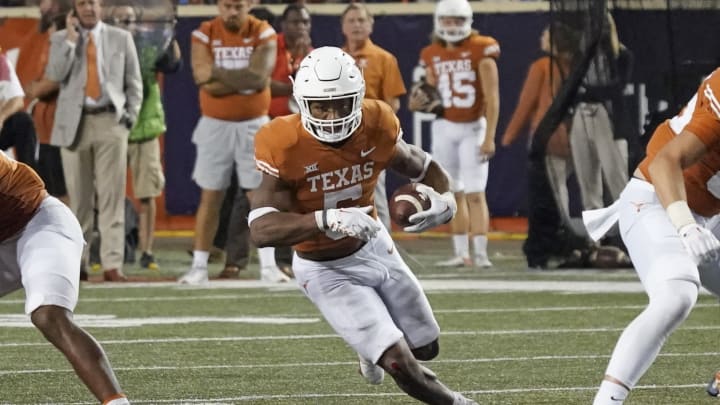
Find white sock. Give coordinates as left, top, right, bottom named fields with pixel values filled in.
left=472, top=235, right=488, bottom=259
left=452, top=234, right=469, bottom=258
left=192, top=250, right=209, bottom=269
left=258, top=247, right=277, bottom=268
left=103, top=396, right=130, bottom=405
left=593, top=380, right=629, bottom=405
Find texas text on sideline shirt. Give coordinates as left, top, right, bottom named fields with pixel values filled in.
left=419, top=33, right=500, bottom=123
left=192, top=15, right=276, bottom=121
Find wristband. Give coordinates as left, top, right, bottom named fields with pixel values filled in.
left=666, top=200, right=695, bottom=230
left=314, top=210, right=329, bottom=230
left=314, top=210, right=324, bottom=230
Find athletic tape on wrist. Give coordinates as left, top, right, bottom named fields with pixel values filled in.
left=666, top=200, right=696, bottom=230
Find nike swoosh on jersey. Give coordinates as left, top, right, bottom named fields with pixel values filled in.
left=360, top=147, right=377, bottom=157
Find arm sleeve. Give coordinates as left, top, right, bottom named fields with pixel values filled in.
left=123, top=31, right=143, bottom=121
left=44, top=31, right=77, bottom=82
left=255, top=124, right=281, bottom=179
left=256, top=21, right=277, bottom=47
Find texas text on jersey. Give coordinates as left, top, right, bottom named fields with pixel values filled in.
left=254, top=99, right=400, bottom=253
left=419, top=33, right=500, bottom=123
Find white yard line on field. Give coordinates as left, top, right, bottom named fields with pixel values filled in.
left=0, top=293, right=304, bottom=305
left=6, top=324, right=720, bottom=347
left=58, top=383, right=706, bottom=404
left=77, top=278, right=718, bottom=295
left=3, top=352, right=720, bottom=376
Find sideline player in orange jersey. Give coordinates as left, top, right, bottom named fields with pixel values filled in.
left=0, top=152, right=129, bottom=405
left=179, top=0, right=288, bottom=285
left=341, top=2, right=407, bottom=231
left=249, top=47, right=478, bottom=405
left=409, top=0, right=499, bottom=269
left=583, top=68, right=720, bottom=404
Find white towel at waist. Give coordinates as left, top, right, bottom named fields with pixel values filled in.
left=582, top=199, right=622, bottom=242
left=582, top=178, right=659, bottom=241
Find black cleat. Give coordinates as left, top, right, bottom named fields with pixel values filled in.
left=139, top=252, right=158, bottom=270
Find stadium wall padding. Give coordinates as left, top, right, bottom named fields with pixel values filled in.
left=148, top=10, right=719, bottom=216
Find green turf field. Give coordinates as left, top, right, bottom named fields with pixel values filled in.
left=1, top=237, right=720, bottom=404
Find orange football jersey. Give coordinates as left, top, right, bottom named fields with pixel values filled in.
left=254, top=99, right=401, bottom=253
left=192, top=15, right=276, bottom=121
left=419, top=33, right=500, bottom=123
left=638, top=68, right=720, bottom=217
left=0, top=152, right=46, bottom=242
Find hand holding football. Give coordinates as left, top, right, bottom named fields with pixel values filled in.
left=409, top=80, right=444, bottom=116
left=389, top=183, right=431, bottom=227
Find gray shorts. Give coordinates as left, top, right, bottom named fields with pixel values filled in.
left=191, top=115, right=269, bottom=190
left=292, top=223, right=440, bottom=363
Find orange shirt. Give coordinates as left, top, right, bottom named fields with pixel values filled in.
left=0, top=152, right=46, bottom=242
left=254, top=99, right=400, bottom=253
left=269, top=33, right=310, bottom=118
left=419, top=33, right=500, bottom=123
left=344, top=39, right=406, bottom=102
left=0, top=18, right=37, bottom=54
left=503, top=56, right=570, bottom=157
left=15, top=30, right=56, bottom=144
left=192, top=15, right=276, bottom=121
left=638, top=68, right=720, bottom=217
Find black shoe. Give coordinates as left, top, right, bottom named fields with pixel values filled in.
left=707, top=370, right=720, bottom=397
left=79, top=264, right=89, bottom=281
left=140, top=252, right=158, bottom=270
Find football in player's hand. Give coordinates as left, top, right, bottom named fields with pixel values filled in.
left=409, top=80, right=444, bottom=116
left=389, top=183, right=431, bottom=228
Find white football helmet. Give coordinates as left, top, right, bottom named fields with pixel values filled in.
left=434, top=0, right=473, bottom=43
left=292, top=46, right=365, bottom=143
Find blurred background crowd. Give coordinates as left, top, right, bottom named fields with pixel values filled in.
left=0, top=0, right=718, bottom=277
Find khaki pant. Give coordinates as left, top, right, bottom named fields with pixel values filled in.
left=569, top=102, right=628, bottom=210
left=62, top=112, right=128, bottom=270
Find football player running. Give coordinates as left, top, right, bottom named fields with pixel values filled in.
left=583, top=67, right=720, bottom=404
left=0, top=152, right=129, bottom=404
left=249, top=47, right=477, bottom=405
left=409, top=0, right=499, bottom=269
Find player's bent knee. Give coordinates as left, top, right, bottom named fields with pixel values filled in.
left=647, top=279, right=698, bottom=332
left=411, top=339, right=439, bottom=361
left=662, top=280, right=697, bottom=320
left=30, top=305, right=72, bottom=335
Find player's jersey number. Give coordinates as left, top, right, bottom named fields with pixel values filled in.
left=437, top=70, right=476, bottom=109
